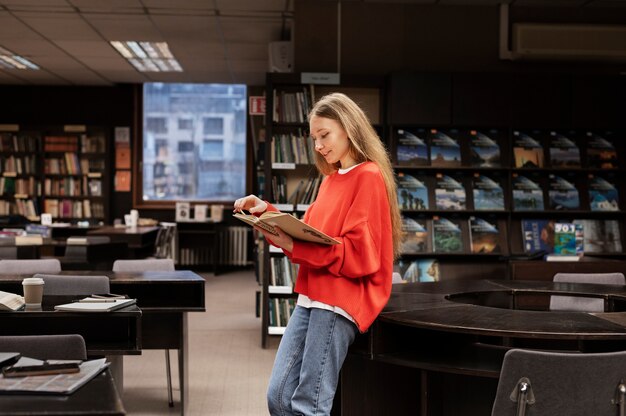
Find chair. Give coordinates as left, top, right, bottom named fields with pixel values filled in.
left=112, top=258, right=176, bottom=407
left=0, top=259, right=61, bottom=274
left=492, top=348, right=626, bottom=416
left=112, top=258, right=175, bottom=273
left=32, top=273, right=110, bottom=296
left=0, top=334, right=87, bottom=360
left=550, top=272, right=626, bottom=312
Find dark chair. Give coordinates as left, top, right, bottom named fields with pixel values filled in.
left=32, top=273, right=110, bottom=296
left=0, top=334, right=87, bottom=360
left=550, top=272, right=626, bottom=312
left=492, top=348, right=626, bottom=416
left=112, top=258, right=176, bottom=407
left=0, top=259, right=61, bottom=274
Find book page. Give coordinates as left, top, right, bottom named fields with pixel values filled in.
left=260, top=213, right=340, bottom=245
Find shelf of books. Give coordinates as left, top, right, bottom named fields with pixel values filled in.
left=0, top=129, right=41, bottom=221
left=260, top=73, right=385, bottom=347
left=41, top=127, right=109, bottom=223
left=393, top=127, right=625, bottom=283
left=0, top=125, right=110, bottom=225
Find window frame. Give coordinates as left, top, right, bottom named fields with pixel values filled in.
left=132, top=84, right=251, bottom=209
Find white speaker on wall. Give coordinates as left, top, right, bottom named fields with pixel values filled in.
left=268, top=41, right=293, bottom=73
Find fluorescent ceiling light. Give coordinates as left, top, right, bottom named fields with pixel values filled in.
left=0, top=46, right=39, bottom=70
left=110, top=41, right=183, bottom=72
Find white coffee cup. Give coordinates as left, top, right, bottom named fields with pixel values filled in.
left=22, top=277, right=45, bottom=306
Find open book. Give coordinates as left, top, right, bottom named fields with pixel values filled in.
left=234, top=211, right=340, bottom=245
left=0, top=291, right=25, bottom=311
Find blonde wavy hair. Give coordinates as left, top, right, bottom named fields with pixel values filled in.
left=309, top=92, right=402, bottom=259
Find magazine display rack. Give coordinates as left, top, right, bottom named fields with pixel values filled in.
left=392, top=126, right=625, bottom=284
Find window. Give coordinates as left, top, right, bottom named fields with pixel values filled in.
left=142, top=83, right=247, bottom=202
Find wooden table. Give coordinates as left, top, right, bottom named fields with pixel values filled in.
left=0, top=270, right=205, bottom=416
left=0, top=369, right=125, bottom=416
left=341, top=279, right=626, bottom=416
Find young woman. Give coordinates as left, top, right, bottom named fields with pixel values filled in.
left=233, top=93, right=401, bottom=416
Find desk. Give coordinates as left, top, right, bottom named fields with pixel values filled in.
left=0, top=369, right=125, bottom=416
left=87, top=226, right=159, bottom=258
left=0, top=270, right=205, bottom=416
left=0, top=295, right=141, bottom=357
left=341, top=280, right=626, bottom=416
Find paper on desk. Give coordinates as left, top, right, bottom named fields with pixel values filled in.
left=0, top=358, right=108, bottom=394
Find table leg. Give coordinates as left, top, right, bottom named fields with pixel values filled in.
left=108, top=355, right=124, bottom=397
left=178, top=313, right=189, bottom=416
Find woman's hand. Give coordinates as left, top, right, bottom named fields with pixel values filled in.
left=233, top=195, right=267, bottom=214
left=256, top=226, right=293, bottom=253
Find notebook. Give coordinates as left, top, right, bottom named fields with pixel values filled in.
left=54, top=298, right=136, bottom=312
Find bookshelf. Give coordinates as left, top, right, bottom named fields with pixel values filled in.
left=261, top=73, right=385, bottom=347
left=0, top=125, right=110, bottom=225
left=0, top=129, right=41, bottom=221
left=41, top=126, right=109, bottom=223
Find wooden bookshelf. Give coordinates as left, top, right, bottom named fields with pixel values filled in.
left=0, top=125, right=110, bottom=224
left=260, top=73, right=386, bottom=348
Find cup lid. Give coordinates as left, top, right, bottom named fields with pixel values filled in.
left=22, top=277, right=44, bottom=285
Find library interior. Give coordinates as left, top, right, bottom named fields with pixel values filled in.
left=1, top=1, right=626, bottom=415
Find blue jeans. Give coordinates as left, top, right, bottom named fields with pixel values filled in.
left=267, top=306, right=358, bottom=416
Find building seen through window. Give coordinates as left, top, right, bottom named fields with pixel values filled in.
left=142, top=83, right=247, bottom=201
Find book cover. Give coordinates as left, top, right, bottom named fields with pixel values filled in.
left=512, top=174, right=544, bottom=211
left=435, top=174, right=466, bottom=210
left=573, top=219, right=622, bottom=253
left=396, top=173, right=429, bottom=210
left=472, top=174, right=505, bottom=211
left=548, top=174, right=580, bottom=210
left=513, top=131, right=544, bottom=168
left=432, top=217, right=464, bottom=253
left=548, top=132, right=581, bottom=168
left=552, top=222, right=578, bottom=256
left=468, top=130, right=501, bottom=167
left=396, top=129, right=429, bottom=166
left=233, top=211, right=340, bottom=245
left=585, top=131, right=619, bottom=169
left=521, top=219, right=555, bottom=253
left=468, top=217, right=501, bottom=254
left=429, top=129, right=461, bottom=167
left=394, top=259, right=439, bottom=283
left=400, top=216, right=428, bottom=254
left=588, top=175, right=619, bottom=211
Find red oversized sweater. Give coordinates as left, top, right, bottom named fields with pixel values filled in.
left=269, top=162, right=393, bottom=332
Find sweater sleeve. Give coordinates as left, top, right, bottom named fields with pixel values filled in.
left=289, top=172, right=387, bottom=279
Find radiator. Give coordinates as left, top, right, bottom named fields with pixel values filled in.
left=217, top=226, right=250, bottom=266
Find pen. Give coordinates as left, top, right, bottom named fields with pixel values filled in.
left=78, top=299, right=117, bottom=303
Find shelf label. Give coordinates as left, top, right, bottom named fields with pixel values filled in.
left=301, top=72, right=340, bottom=85
left=2, top=172, right=17, bottom=177
left=87, top=172, right=102, bottom=178
left=272, top=163, right=296, bottom=170
left=296, top=204, right=310, bottom=212
left=13, top=194, right=28, bottom=199
left=249, top=96, right=266, bottom=115
left=64, top=125, right=86, bottom=133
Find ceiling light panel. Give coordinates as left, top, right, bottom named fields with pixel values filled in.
left=111, top=41, right=183, bottom=72
left=0, top=45, right=39, bottom=70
